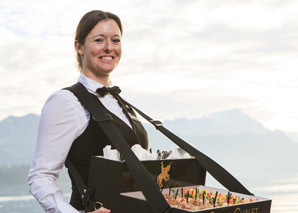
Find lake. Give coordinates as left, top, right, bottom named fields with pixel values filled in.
left=1, top=172, right=297, bottom=212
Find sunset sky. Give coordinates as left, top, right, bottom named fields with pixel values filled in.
left=1, top=0, right=298, bottom=133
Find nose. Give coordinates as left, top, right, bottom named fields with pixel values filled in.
left=104, top=40, right=113, bottom=52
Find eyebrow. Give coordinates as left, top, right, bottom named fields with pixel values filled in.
left=93, top=34, right=120, bottom=38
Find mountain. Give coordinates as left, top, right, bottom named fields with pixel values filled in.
left=145, top=109, right=298, bottom=176
left=1, top=109, right=298, bottom=195
left=158, top=109, right=270, bottom=137
left=0, top=114, right=39, bottom=166
left=0, top=110, right=298, bottom=177
left=286, top=131, right=298, bottom=143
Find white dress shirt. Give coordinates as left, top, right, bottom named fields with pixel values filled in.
left=28, top=73, right=131, bottom=213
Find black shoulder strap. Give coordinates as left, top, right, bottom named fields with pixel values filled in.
left=65, top=158, right=97, bottom=209
left=65, top=83, right=171, bottom=213
left=120, top=97, right=254, bottom=196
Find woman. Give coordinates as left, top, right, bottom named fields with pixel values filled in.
left=28, top=10, right=148, bottom=213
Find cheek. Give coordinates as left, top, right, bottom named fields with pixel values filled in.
left=89, top=45, right=102, bottom=56
left=115, top=46, right=122, bottom=57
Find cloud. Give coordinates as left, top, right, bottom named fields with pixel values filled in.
left=1, top=0, right=298, bottom=132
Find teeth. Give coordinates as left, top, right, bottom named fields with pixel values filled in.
left=101, top=56, right=113, bottom=60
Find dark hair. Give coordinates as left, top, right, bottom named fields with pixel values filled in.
left=75, top=10, right=123, bottom=71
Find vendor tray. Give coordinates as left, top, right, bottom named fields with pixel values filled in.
left=87, top=157, right=271, bottom=212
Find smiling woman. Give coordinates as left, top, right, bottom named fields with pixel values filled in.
left=28, top=10, right=148, bottom=213
left=75, top=12, right=123, bottom=86
left=75, top=19, right=122, bottom=85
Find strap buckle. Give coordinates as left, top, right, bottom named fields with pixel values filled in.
left=82, top=188, right=94, bottom=207
left=150, top=119, right=163, bottom=129
left=92, top=114, right=113, bottom=122
left=94, top=201, right=103, bottom=210
left=81, top=188, right=104, bottom=211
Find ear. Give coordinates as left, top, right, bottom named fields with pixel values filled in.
left=74, top=40, right=84, bottom=55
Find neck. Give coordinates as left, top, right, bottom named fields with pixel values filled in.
left=82, top=70, right=111, bottom=86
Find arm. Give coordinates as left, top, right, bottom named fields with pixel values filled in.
left=28, top=90, right=89, bottom=213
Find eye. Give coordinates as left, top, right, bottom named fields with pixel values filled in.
left=112, top=39, right=121, bottom=43
left=95, top=38, right=104, bottom=42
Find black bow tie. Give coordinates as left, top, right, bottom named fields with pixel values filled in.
left=96, top=86, right=121, bottom=97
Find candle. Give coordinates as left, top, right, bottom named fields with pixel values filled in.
left=227, top=191, right=231, bottom=205
left=186, top=192, right=189, bottom=203
left=175, top=189, right=179, bottom=199
left=213, top=191, right=218, bottom=207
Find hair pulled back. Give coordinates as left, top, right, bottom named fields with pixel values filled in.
left=75, top=10, right=123, bottom=72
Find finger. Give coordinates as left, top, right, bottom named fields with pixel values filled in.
left=98, top=207, right=111, bottom=213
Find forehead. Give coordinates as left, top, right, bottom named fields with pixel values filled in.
left=89, top=19, right=121, bottom=37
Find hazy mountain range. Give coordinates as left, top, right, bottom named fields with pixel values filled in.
left=1, top=109, right=298, bottom=176
left=145, top=110, right=298, bottom=176
left=0, top=113, right=39, bottom=166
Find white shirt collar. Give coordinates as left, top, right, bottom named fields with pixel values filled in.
left=78, top=73, right=113, bottom=95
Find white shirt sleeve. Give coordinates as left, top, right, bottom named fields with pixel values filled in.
left=28, top=90, right=89, bottom=213
left=28, top=74, right=132, bottom=212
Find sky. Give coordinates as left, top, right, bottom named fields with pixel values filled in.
left=1, top=0, right=298, bottom=133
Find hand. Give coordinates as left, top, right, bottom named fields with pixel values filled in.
left=88, top=206, right=111, bottom=213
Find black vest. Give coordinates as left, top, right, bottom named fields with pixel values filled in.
left=66, top=92, right=148, bottom=210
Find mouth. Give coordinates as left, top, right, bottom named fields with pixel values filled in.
left=99, top=56, right=114, bottom=61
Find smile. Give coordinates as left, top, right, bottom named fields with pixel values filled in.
left=100, top=56, right=113, bottom=60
